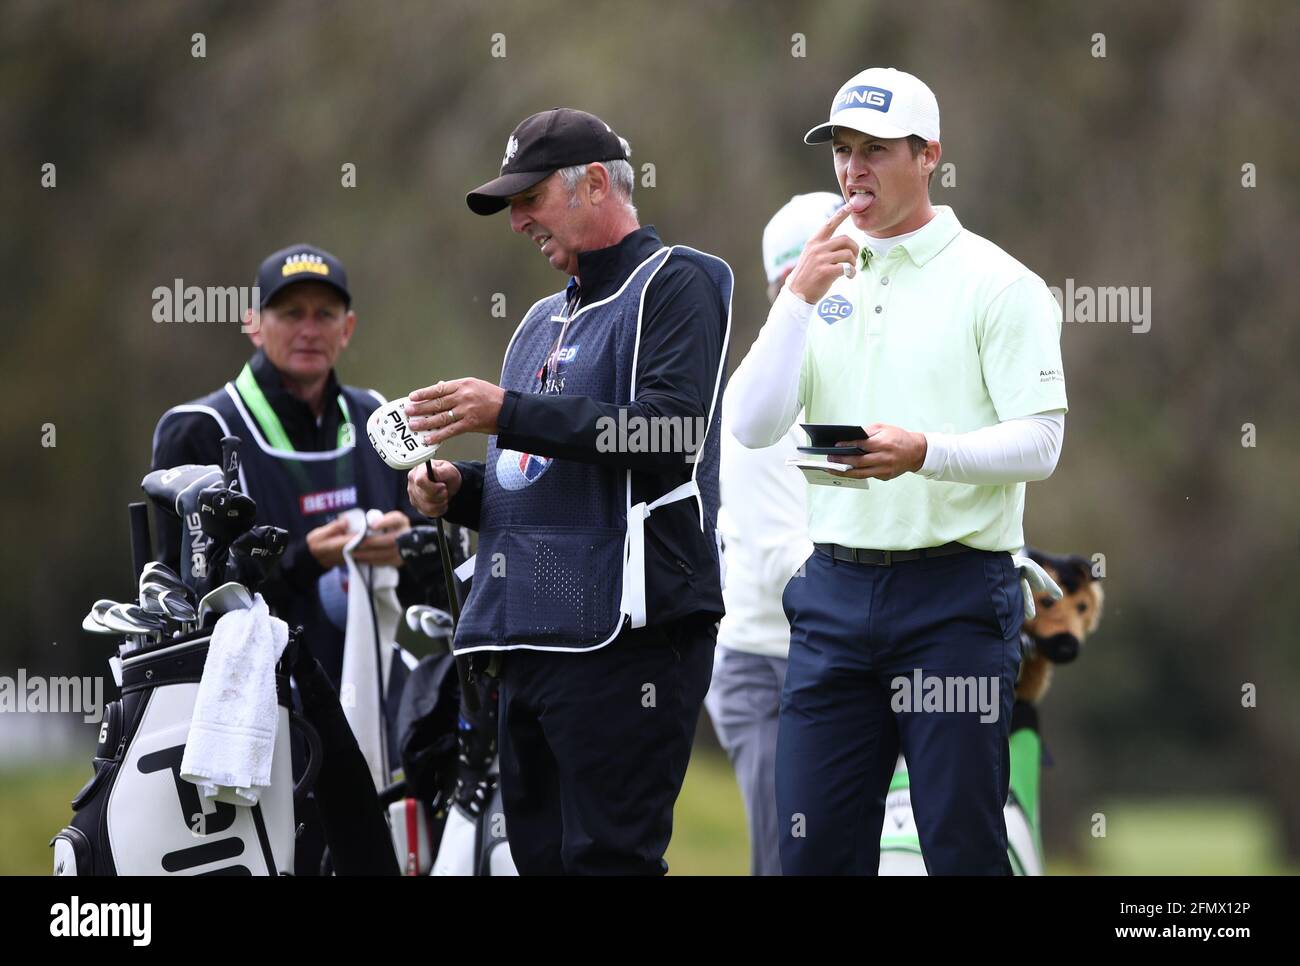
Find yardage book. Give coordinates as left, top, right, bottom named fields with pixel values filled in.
left=786, top=458, right=871, bottom=490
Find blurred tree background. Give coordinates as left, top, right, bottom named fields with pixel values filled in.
left=1, top=0, right=1297, bottom=872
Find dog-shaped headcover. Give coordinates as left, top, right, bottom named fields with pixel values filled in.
left=1016, top=549, right=1104, bottom=705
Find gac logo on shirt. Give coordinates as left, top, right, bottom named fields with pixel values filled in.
left=817, top=294, right=854, bottom=325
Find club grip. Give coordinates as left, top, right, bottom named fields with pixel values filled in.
left=220, top=435, right=241, bottom=488
left=128, top=502, right=151, bottom=583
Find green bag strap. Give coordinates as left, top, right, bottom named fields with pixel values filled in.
left=1008, top=726, right=1043, bottom=851
left=337, top=395, right=352, bottom=447
left=888, top=766, right=910, bottom=794
left=235, top=363, right=352, bottom=451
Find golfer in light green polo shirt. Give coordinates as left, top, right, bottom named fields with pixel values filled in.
left=796, top=202, right=1068, bottom=551
left=727, top=66, right=1068, bottom=875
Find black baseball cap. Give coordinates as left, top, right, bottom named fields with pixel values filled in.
left=466, top=108, right=629, bottom=216
left=256, top=244, right=351, bottom=308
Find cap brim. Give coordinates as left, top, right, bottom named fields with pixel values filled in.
left=804, top=113, right=915, bottom=144
left=466, top=170, right=554, bottom=215
left=260, top=278, right=351, bottom=308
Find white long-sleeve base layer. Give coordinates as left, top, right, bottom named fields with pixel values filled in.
left=916, top=411, right=1063, bottom=484
left=726, top=286, right=1065, bottom=485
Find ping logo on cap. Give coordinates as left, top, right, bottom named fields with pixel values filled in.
left=834, top=85, right=893, bottom=113
left=817, top=294, right=853, bottom=325
left=282, top=253, right=330, bottom=277
left=502, top=135, right=519, bottom=169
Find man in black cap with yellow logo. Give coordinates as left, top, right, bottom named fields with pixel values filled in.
left=406, top=108, right=734, bottom=874
left=151, top=244, right=441, bottom=874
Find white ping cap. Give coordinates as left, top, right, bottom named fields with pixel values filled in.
left=804, top=67, right=940, bottom=145
left=761, top=192, right=846, bottom=284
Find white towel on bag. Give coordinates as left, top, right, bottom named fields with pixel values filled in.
left=181, top=594, right=288, bottom=806
left=337, top=507, right=403, bottom=791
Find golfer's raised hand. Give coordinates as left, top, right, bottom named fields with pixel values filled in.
left=405, top=378, right=505, bottom=445
left=408, top=459, right=462, bottom=519
left=785, top=204, right=860, bottom=304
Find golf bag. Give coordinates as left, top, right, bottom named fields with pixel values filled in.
left=62, top=437, right=404, bottom=876
left=392, top=651, right=516, bottom=876
left=877, top=703, right=1045, bottom=876
left=52, top=628, right=321, bottom=876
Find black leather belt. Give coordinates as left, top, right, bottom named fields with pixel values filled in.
left=814, top=541, right=974, bottom=566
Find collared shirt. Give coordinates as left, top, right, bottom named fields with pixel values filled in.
left=245, top=348, right=345, bottom=450
left=798, top=205, right=1069, bottom=551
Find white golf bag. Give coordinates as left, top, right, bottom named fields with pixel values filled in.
left=388, top=644, right=517, bottom=876
left=429, top=758, right=516, bottom=876
left=877, top=753, right=1042, bottom=876
left=52, top=629, right=319, bottom=876
left=384, top=759, right=517, bottom=877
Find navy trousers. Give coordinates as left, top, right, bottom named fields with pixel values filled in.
left=776, top=547, right=1022, bottom=875
left=497, top=617, right=716, bottom=875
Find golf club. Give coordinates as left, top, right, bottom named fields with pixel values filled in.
left=101, top=603, right=166, bottom=639
left=139, top=562, right=192, bottom=603
left=128, top=501, right=151, bottom=585
left=81, top=599, right=119, bottom=635
left=197, top=483, right=257, bottom=545
left=366, top=397, right=476, bottom=712
left=156, top=589, right=198, bottom=633
left=140, top=462, right=224, bottom=595
left=404, top=604, right=434, bottom=635
left=194, top=437, right=258, bottom=595
left=225, top=524, right=288, bottom=592
left=196, top=581, right=254, bottom=626
left=418, top=607, right=454, bottom=641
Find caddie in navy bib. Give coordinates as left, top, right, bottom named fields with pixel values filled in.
left=454, top=246, right=733, bottom=654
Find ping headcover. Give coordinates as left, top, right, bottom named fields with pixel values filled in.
left=367, top=396, right=439, bottom=470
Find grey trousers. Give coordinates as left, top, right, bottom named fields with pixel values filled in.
left=704, top=645, right=789, bottom=876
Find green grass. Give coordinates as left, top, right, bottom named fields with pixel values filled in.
left=2, top=755, right=1293, bottom=876
left=0, top=759, right=89, bottom=876
left=666, top=751, right=749, bottom=875
left=1073, top=798, right=1295, bottom=876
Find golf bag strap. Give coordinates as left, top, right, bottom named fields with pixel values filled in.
left=621, top=478, right=699, bottom=629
